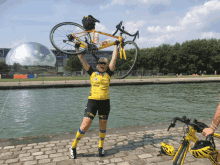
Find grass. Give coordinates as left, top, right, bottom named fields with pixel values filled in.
left=0, top=75, right=220, bottom=82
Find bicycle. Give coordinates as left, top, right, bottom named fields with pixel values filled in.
left=49, top=17, right=139, bottom=79
left=167, top=116, right=220, bottom=165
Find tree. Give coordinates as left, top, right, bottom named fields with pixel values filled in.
left=64, top=56, right=82, bottom=76
left=0, top=62, right=10, bottom=73
left=12, top=63, right=22, bottom=72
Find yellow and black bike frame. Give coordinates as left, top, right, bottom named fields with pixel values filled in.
left=71, top=29, right=127, bottom=60
left=173, top=127, right=220, bottom=165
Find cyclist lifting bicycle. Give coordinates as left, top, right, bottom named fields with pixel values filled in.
left=50, top=15, right=139, bottom=79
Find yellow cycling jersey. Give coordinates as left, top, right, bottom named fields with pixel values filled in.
left=87, top=67, right=114, bottom=100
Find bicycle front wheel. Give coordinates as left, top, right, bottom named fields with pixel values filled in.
left=50, top=22, right=91, bottom=55
left=114, top=40, right=139, bottom=79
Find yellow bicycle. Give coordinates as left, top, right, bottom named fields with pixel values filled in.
left=167, top=116, right=220, bottom=165
left=49, top=17, right=139, bottom=79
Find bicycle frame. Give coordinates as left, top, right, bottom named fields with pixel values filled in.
left=173, top=126, right=220, bottom=165
left=71, top=29, right=127, bottom=60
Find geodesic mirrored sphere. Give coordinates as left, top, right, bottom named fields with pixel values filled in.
left=5, top=42, right=56, bottom=66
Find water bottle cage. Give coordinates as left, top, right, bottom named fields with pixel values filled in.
left=86, top=43, right=98, bottom=54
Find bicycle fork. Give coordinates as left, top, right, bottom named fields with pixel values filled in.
left=173, top=139, right=189, bottom=165
left=119, top=36, right=127, bottom=60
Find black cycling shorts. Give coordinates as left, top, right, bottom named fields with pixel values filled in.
left=84, top=99, right=110, bottom=120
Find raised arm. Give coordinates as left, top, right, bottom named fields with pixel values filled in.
left=109, top=44, right=118, bottom=71
left=75, top=45, right=90, bottom=71
left=203, top=101, right=220, bottom=136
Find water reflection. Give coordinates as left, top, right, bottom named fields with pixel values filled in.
left=0, top=83, right=220, bottom=139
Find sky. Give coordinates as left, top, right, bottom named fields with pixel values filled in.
left=0, top=0, right=220, bottom=50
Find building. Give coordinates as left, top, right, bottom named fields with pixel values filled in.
left=0, top=48, right=113, bottom=73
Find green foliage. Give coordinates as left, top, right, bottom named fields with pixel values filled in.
left=64, top=56, right=82, bottom=75
left=0, top=62, right=10, bottom=73
left=12, top=63, right=22, bottom=72
left=126, top=38, right=220, bottom=75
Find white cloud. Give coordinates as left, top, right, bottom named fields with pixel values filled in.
left=179, top=0, right=220, bottom=27
left=200, top=32, right=214, bottom=39
left=139, top=0, right=171, bottom=5
left=95, top=23, right=108, bottom=32
left=147, top=0, right=220, bottom=34
left=100, top=0, right=170, bottom=9
left=124, top=21, right=145, bottom=34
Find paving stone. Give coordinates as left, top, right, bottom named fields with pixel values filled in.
left=56, top=159, right=75, bottom=165
left=57, top=142, right=67, bottom=146
left=87, top=157, right=101, bottom=161
left=96, top=160, right=110, bottom=164
left=10, top=163, right=23, bottom=165
left=41, top=147, right=52, bottom=151
left=23, top=160, right=38, bottom=165
left=36, top=155, right=48, bottom=159
left=78, top=149, right=88, bottom=154
left=53, top=156, right=69, bottom=162
left=3, top=146, right=15, bottom=149
left=45, top=144, right=55, bottom=147
left=38, top=159, right=51, bottom=164
left=61, top=139, right=70, bottom=143
left=110, top=158, right=123, bottom=163
left=19, top=153, right=31, bottom=158
left=117, top=162, right=130, bottom=165
left=50, top=141, right=60, bottom=144
left=27, top=149, right=40, bottom=153
left=5, top=158, right=19, bottom=163
left=44, top=163, right=56, bottom=165
left=45, top=150, right=56, bottom=155
left=22, top=146, right=33, bottom=150
left=82, top=162, right=96, bottom=165
left=57, top=148, right=68, bottom=152
left=53, top=146, right=65, bottom=150
left=49, top=153, right=62, bottom=158
left=138, top=154, right=153, bottom=159
left=19, top=156, right=34, bottom=162
left=32, top=152, right=43, bottom=156
left=14, top=150, right=27, bottom=155
left=27, top=143, right=38, bottom=147
left=16, top=144, right=27, bottom=148
left=38, top=142, right=49, bottom=145
left=123, top=155, right=139, bottom=161
left=34, top=145, right=44, bottom=149
left=0, top=152, right=13, bottom=156
left=156, top=160, right=174, bottom=165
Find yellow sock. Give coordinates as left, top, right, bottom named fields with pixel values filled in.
left=72, top=128, right=85, bottom=148
left=99, top=129, right=106, bottom=148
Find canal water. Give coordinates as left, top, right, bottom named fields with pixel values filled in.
left=0, top=82, right=219, bottom=139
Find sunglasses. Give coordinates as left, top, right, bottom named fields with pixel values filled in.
left=98, top=62, right=107, bottom=65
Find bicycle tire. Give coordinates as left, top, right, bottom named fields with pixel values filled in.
left=114, top=40, right=139, bottom=79
left=173, top=141, right=188, bottom=165
left=50, top=22, right=91, bottom=55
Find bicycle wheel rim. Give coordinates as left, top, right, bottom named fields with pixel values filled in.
left=114, top=40, right=139, bottom=79
left=50, top=22, right=91, bottom=55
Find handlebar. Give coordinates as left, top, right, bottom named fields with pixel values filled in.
left=168, top=116, right=213, bottom=140
left=112, top=21, right=139, bottom=41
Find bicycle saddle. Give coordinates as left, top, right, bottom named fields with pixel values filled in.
left=88, top=15, right=100, bottom=23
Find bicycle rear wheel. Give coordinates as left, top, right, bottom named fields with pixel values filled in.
left=114, top=40, right=139, bottom=79
left=50, top=22, right=91, bottom=55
